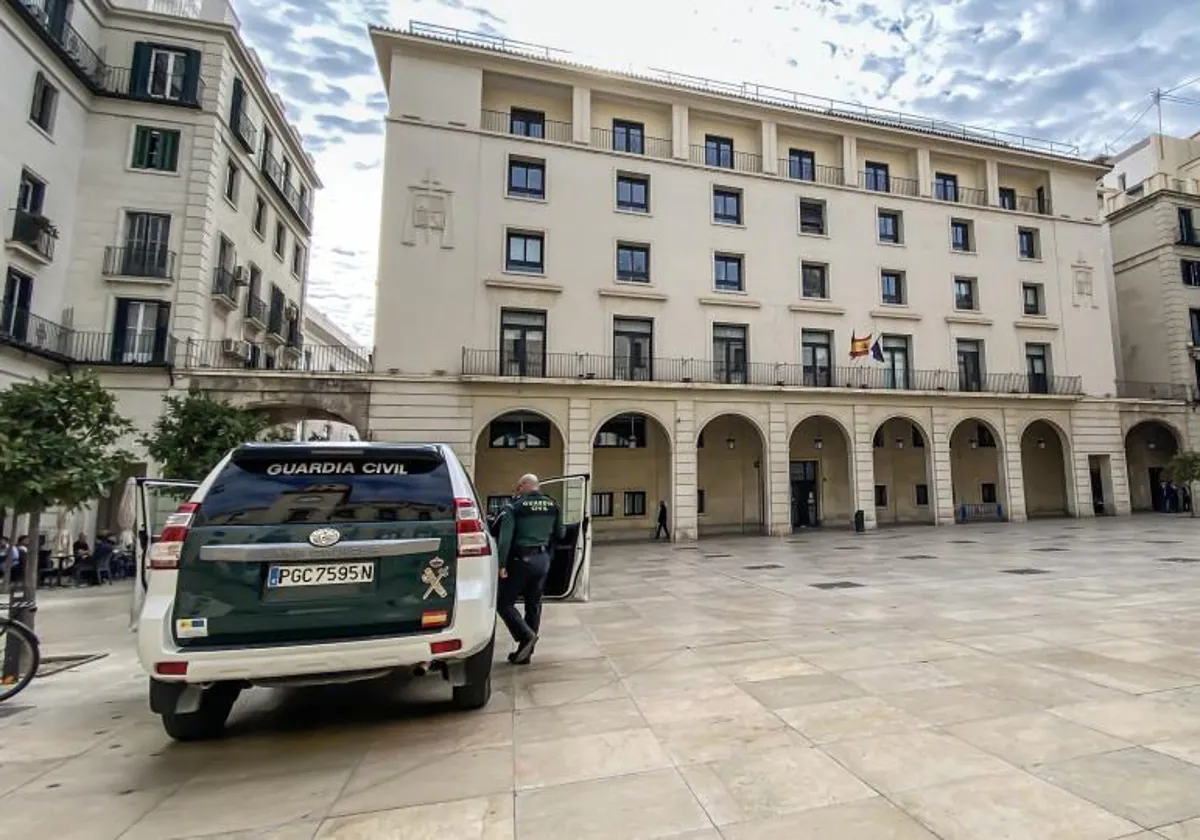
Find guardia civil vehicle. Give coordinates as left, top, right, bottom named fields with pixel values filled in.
left=128, top=442, right=591, bottom=741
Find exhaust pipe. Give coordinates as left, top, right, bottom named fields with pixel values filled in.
left=411, top=663, right=430, bottom=677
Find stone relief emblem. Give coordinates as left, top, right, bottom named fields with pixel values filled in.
left=402, top=170, right=454, bottom=249
left=1072, top=260, right=1096, bottom=308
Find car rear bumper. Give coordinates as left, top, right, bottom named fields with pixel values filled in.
left=136, top=583, right=497, bottom=684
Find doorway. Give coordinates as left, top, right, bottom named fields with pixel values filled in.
left=1149, top=466, right=1164, bottom=512
left=3, top=269, right=33, bottom=342
left=790, top=460, right=819, bottom=527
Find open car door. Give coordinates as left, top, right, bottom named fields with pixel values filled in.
left=538, top=473, right=591, bottom=602
left=126, top=477, right=201, bottom=630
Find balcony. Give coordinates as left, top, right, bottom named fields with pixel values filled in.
left=0, top=307, right=176, bottom=367
left=261, top=154, right=312, bottom=232
left=96, top=66, right=205, bottom=108
left=232, top=106, right=259, bottom=152
left=934, top=183, right=988, bottom=207
left=1116, top=380, right=1191, bottom=401
left=245, top=295, right=267, bottom=328
left=689, top=144, right=763, bottom=174
left=460, top=350, right=1084, bottom=396
left=589, top=127, right=672, bottom=159
left=480, top=109, right=573, bottom=143
left=211, top=267, right=239, bottom=308
left=1003, top=193, right=1051, bottom=215
left=778, top=160, right=844, bottom=186
left=7, top=0, right=106, bottom=89
left=102, top=245, right=175, bottom=280
left=178, top=339, right=373, bottom=373
left=7, top=209, right=57, bottom=263
left=860, top=172, right=921, bottom=197
left=0, top=307, right=73, bottom=361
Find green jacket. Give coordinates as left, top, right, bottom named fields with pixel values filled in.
left=496, top=491, right=563, bottom=567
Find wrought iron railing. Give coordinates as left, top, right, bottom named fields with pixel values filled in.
left=957, top=503, right=1006, bottom=523
left=480, top=109, right=573, bottom=143
left=102, top=245, right=175, bottom=279
left=211, top=267, right=238, bottom=303
left=461, top=350, right=1084, bottom=395
left=689, top=144, right=763, bottom=174
left=860, top=173, right=921, bottom=197
left=261, top=153, right=311, bottom=230
left=232, top=106, right=259, bottom=151
left=96, top=66, right=205, bottom=108
left=778, top=160, right=844, bottom=186
left=10, top=0, right=107, bottom=87
left=8, top=209, right=57, bottom=260
left=935, top=184, right=988, bottom=207
left=245, top=295, right=267, bottom=325
left=1011, top=194, right=1050, bottom=215
left=1116, top=380, right=1191, bottom=401
left=0, top=308, right=73, bottom=359
left=71, top=331, right=177, bottom=366
left=181, top=340, right=372, bottom=373
left=589, top=127, right=672, bottom=159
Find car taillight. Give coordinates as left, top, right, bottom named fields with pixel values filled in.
left=455, top=498, right=491, bottom=557
left=148, top=502, right=199, bottom=570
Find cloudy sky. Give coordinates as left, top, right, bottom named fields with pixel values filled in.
left=235, top=0, right=1200, bottom=345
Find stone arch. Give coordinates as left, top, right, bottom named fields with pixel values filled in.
left=695, top=412, right=768, bottom=537
left=693, top=407, right=770, bottom=448
left=1019, top=417, right=1075, bottom=518
left=472, top=404, right=569, bottom=451
left=1125, top=419, right=1183, bottom=512
left=472, top=408, right=567, bottom=515
left=948, top=416, right=1008, bottom=522
left=788, top=413, right=855, bottom=529
left=872, top=413, right=935, bottom=525
left=590, top=411, right=674, bottom=541
left=188, top=372, right=372, bottom=436
left=590, top=406, right=675, bottom=448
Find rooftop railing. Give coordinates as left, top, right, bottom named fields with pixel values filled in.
left=1115, top=381, right=1192, bottom=401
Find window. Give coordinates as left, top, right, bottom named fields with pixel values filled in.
left=912, top=426, right=925, bottom=448
left=506, top=230, right=544, bottom=273
left=147, top=47, right=189, bottom=100
left=1180, top=208, right=1198, bottom=245
left=17, top=170, right=45, bottom=215
left=935, top=172, right=959, bottom=202
left=976, top=424, right=997, bottom=448
left=713, top=323, right=748, bottom=384
left=881, top=270, right=905, bottom=305
left=954, top=276, right=977, bottom=311
left=864, top=161, right=890, bottom=192
left=714, top=253, right=744, bottom=292
left=216, top=235, right=235, bottom=274
left=801, top=262, right=828, bottom=299
left=591, top=492, right=614, bottom=517
left=957, top=339, right=984, bottom=392
left=131, top=127, right=180, bottom=171
left=713, top=188, right=742, bottom=224
left=1192, top=309, right=1200, bottom=346
left=486, top=496, right=510, bottom=517
left=268, top=285, right=285, bottom=334
left=612, top=120, right=644, bottom=154
left=616, top=174, right=649, bottom=212
left=617, top=243, right=649, bottom=283
left=1026, top=343, right=1049, bottom=394
left=274, top=222, right=287, bottom=258
left=253, top=195, right=267, bottom=236
left=111, top=299, right=170, bottom=364
left=801, top=329, right=832, bottom=387
left=881, top=335, right=910, bottom=389
left=981, top=483, right=997, bottom=504
left=224, top=159, right=240, bottom=204
left=623, top=491, right=647, bottom=517
left=705, top=135, right=734, bottom=168
left=613, top=318, right=653, bottom=381
left=915, top=484, right=930, bottom=506
left=1022, top=283, right=1044, bottom=316
left=3, top=269, right=33, bottom=341
left=1184, top=260, right=1200, bottom=287
left=596, top=414, right=646, bottom=447
left=878, top=210, right=902, bottom=244
left=500, top=308, right=546, bottom=377
left=788, top=149, right=815, bottom=181
left=799, top=199, right=826, bottom=235
left=697, top=489, right=706, bottom=515
left=122, top=212, right=171, bottom=277
left=29, top=72, right=57, bottom=133
left=489, top=415, right=550, bottom=448
left=292, top=244, right=305, bottom=277
left=875, top=485, right=888, bottom=507
left=508, top=158, right=545, bottom=198
left=509, top=108, right=545, bottom=138
left=998, top=187, right=1016, bottom=210
left=1018, top=227, right=1040, bottom=259
left=950, top=219, right=973, bottom=252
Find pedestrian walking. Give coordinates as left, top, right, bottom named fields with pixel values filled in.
left=654, top=500, right=670, bottom=540
left=495, top=473, right=562, bottom=665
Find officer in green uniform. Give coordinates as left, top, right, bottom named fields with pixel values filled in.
left=495, top=473, right=562, bottom=664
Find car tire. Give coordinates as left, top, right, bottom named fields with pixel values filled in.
left=451, top=636, right=494, bottom=711
left=160, top=683, right=241, bottom=742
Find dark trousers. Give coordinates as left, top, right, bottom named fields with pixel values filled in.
left=654, top=521, right=669, bottom=540
left=497, top=549, right=550, bottom=644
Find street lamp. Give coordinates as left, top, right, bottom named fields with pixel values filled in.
left=813, top=437, right=823, bottom=450
left=726, top=436, right=736, bottom=450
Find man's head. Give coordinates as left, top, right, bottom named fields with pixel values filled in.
left=517, top=473, right=540, bottom=494
left=16, top=536, right=28, bottom=547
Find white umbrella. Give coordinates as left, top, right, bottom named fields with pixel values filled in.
left=118, top=477, right=138, bottom=551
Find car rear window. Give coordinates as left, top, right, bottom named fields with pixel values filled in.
left=193, top=448, right=455, bottom=526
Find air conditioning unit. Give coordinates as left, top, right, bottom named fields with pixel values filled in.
left=222, top=338, right=249, bottom=358
left=233, top=266, right=250, bottom=286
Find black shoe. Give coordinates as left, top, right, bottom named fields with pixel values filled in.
left=513, top=633, right=538, bottom=665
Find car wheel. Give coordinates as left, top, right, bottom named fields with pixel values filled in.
left=160, top=683, right=241, bottom=741
left=451, top=636, right=494, bottom=711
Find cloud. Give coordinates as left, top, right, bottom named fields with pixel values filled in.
left=352, top=159, right=382, bottom=171
left=314, top=114, right=383, bottom=135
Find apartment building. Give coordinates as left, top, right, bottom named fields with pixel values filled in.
left=1100, top=131, right=1200, bottom=512
left=1, top=0, right=319, bottom=392
left=367, top=22, right=1142, bottom=540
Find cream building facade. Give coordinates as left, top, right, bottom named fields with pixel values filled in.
left=367, top=23, right=1145, bottom=540
left=1100, top=131, right=1200, bottom=512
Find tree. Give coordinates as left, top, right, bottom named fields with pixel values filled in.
left=142, top=392, right=268, bottom=481
left=1165, top=451, right=1200, bottom=518
left=0, top=372, right=133, bottom=635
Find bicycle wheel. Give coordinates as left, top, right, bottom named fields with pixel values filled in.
left=0, top=618, right=40, bottom=702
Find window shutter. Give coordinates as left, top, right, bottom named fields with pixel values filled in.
left=231, top=77, right=245, bottom=128
left=131, top=43, right=151, bottom=97
left=153, top=302, right=171, bottom=362
left=164, top=131, right=179, bottom=170
left=182, top=49, right=202, bottom=105
left=132, top=127, right=148, bottom=167
left=110, top=300, right=130, bottom=362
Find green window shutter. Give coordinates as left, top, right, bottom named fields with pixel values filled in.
left=164, top=131, right=180, bottom=171
left=182, top=49, right=202, bottom=105
left=231, top=77, right=244, bottom=127
left=111, top=299, right=131, bottom=362
left=131, top=43, right=151, bottom=97
left=132, top=127, right=149, bottom=168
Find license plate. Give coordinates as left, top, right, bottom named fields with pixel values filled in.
left=267, top=562, right=375, bottom=588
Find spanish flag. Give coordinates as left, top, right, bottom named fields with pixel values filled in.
left=849, top=332, right=872, bottom=359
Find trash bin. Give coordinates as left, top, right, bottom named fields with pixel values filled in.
left=853, top=510, right=865, bottom=533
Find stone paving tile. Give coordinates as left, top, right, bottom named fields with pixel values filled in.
left=720, top=796, right=939, bottom=840
left=775, top=696, right=929, bottom=745
left=330, top=744, right=513, bottom=816
left=515, top=727, right=672, bottom=789
left=738, top=673, right=864, bottom=709
left=1159, top=818, right=1200, bottom=838
left=947, top=711, right=1133, bottom=766
left=1052, top=697, right=1200, bottom=744
left=514, top=696, right=647, bottom=743
left=650, top=709, right=809, bottom=766
left=316, top=796, right=512, bottom=840
left=821, top=729, right=1015, bottom=794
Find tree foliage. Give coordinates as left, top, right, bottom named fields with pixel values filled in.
left=1165, top=451, right=1200, bottom=517
left=142, top=392, right=268, bottom=480
left=0, top=372, right=133, bottom=516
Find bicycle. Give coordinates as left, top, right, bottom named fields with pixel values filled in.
left=0, top=600, right=40, bottom=703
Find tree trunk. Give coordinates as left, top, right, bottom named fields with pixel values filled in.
left=3, top=507, right=39, bottom=684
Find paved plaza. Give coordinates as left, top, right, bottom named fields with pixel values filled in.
left=4, top=518, right=1200, bottom=838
